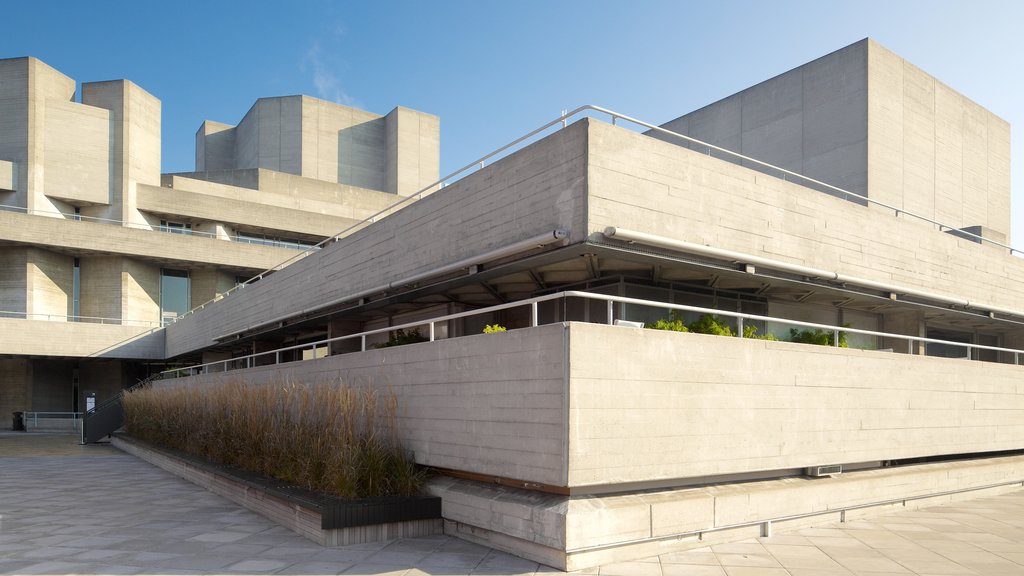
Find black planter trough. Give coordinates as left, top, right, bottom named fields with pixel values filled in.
left=110, top=434, right=442, bottom=542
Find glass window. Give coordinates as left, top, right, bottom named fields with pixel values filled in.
left=925, top=328, right=972, bottom=359
left=159, top=220, right=192, bottom=235
left=160, top=269, right=190, bottom=325
left=72, top=258, right=80, bottom=321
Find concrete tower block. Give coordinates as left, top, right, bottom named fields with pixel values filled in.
left=80, top=79, right=161, bottom=226
left=43, top=99, right=110, bottom=207
left=196, top=120, right=237, bottom=172
left=385, top=106, right=440, bottom=196
left=656, top=38, right=1012, bottom=242
left=866, top=39, right=1010, bottom=239
left=0, top=57, right=77, bottom=214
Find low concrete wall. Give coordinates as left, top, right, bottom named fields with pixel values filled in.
left=151, top=321, right=1024, bottom=569
left=157, top=323, right=570, bottom=487
left=0, top=318, right=164, bottom=359
left=569, top=323, right=1024, bottom=487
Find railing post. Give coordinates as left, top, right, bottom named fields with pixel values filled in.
left=834, top=329, right=840, bottom=347
left=908, top=340, right=913, bottom=355
left=607, top=300, right=614, bottom=325
left=429, top=322, right=435, bottom=342
left=737, top=317, right=745, bottom=338
left=531, top=302, right=538, bottom=327
left=275, top=351, right=280, bottom=364
left=361, top=334, right=367, bottom=352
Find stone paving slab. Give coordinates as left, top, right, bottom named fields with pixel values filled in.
left=2, top=432, right=1024, bottom=575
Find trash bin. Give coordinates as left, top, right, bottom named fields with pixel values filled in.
left=12, top=411, right=25, bottom=431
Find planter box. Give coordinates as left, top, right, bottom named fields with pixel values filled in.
left=111, top=434, right=442, bottom=545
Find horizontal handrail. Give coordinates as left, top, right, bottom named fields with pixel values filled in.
left=23, top=412, right=83, bottom=419
left=567, top=477, right=1024, bottom=554
left=161, top=290, right=1023, bottom=379
left=0, top=310, right=163, bottom=327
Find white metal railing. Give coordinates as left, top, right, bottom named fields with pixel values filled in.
left=0, top=203, right=316, bottom=251
left=23, top=412, right=84, bottom=432
left=164, top=105, right=1022, bottom=327
left=0, top=310, right=163, bottom=328
left=160, top=290, right=1023, bottom=379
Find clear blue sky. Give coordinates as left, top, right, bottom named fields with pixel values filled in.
left=5, top=0, right=1023, bottom=246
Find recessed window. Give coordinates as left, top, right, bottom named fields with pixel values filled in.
left=160, top=269, right=190, bottom=325
left=159, top=220, right=192, bottom=235
left=72, top=257, right=80, bottom=321
left=237, top=232, right=317, bottom=250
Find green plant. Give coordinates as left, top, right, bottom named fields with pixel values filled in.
left=743, top=325, right=779, bottom=340
left=789, top=327, right=849, bottom=347
left=122, top=379, right=427, bottom=499
left=648, top=311, right=780, bottom=341
left=687, top=314, right=736, bottom=336
left=648, top=310, right=688, bottom=332
left=482, top=324, right=507, bottom=333
left=373, top=328, right=428, bottom=348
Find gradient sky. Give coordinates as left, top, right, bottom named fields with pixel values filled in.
left=5, top=0, right=1023, bottom=247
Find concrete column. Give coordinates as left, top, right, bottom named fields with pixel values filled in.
left=881, top=310, right=926, bottom=355
left=0, top=247, right=28, bottom=315
left=0, top=358, right=31, bottom=417
left=79, top=256, right=159, bottom=325
left=25, top=248, right=73, bottom=319
left=190, top=269, right=237, bottom=308
left=328, top=318, right=364, bottom=355
left=253, top=340, right=281, bottom=367
left=31, top=359, right=73, bottom=411
left=79, top=360, right=128, bottom=408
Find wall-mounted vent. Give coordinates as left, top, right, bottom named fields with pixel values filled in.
left=805, top=465, right=842, bottom=477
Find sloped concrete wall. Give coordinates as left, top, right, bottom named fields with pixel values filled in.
left=165, top=120, right=589, bottom=358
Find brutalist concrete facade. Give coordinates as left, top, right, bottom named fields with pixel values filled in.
left=0, top=56, right=439, bottom=416
left=3, top=39, right=1024, bottom=569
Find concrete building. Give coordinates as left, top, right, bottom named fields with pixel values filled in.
left=6, top=39, right=1024, bottom=569
left=0, top=55, right=439, bottom=418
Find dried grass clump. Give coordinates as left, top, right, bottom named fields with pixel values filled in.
left=122, top=380, right=425, bottom=498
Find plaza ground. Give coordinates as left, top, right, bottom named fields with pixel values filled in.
left=1, top=432, right=1023, bottom=576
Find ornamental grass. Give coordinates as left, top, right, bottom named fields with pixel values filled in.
left=122, top=379, right=425, bottom=499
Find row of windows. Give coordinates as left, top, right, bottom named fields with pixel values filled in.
left=158, top=220, right=318, bottom=250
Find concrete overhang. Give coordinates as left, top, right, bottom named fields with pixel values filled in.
left=0, top=209, right=302, bottom=271
left=0, top=317, right=165, bottom=360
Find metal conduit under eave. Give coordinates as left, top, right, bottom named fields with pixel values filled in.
left=602, top=226, right=1024, bottom=321
left=211, top=228, right=570, bottom=342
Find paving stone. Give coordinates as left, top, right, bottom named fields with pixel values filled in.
left=2, top=432, right=1024, bottom=576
